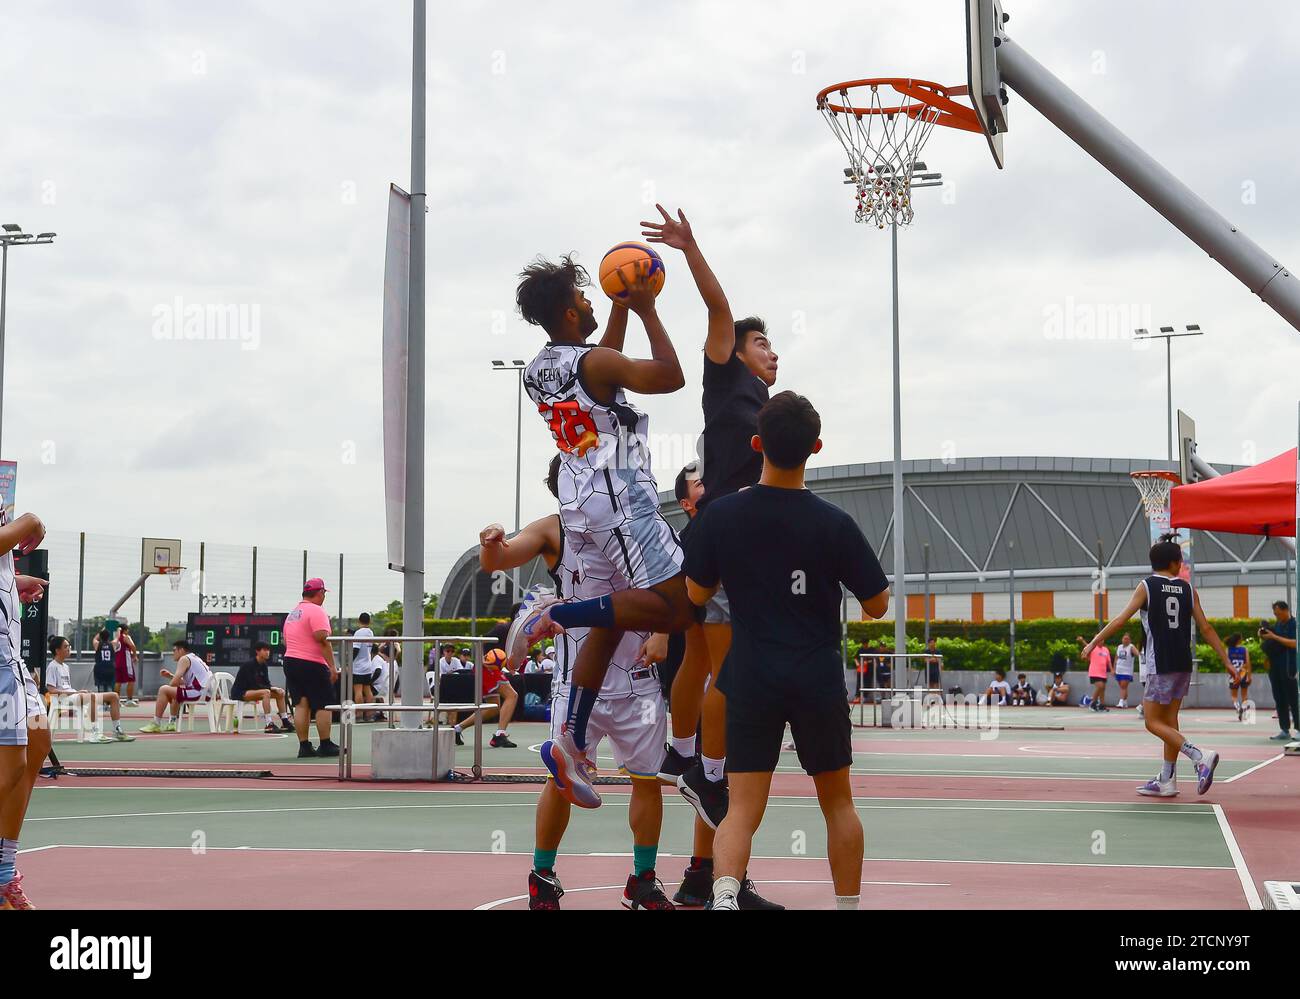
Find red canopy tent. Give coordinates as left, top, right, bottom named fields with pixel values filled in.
left=1169, top=447, right=1298, bottom=538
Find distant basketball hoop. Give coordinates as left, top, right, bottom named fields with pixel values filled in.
left=161, top=566, right=185, bottom=592
left=1130, top=470, right=1180, bottom=524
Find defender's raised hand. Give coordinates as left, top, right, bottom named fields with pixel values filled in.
left=641, top=204, right=694, bottom=250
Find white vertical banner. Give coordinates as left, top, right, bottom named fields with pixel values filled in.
left=383, top=183, right=412, bottom=570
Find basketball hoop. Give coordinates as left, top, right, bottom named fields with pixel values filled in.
left=161, top=566, right=185, bottom=592
left=816, top=78, right=981, bottom=227
left=1130, top=470, right=1181, bottom=521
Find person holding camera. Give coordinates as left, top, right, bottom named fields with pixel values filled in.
left=1259, top=601, right=1298, bottom=742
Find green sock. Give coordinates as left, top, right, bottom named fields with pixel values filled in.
left=633, top=844, right=658, bottom=877
left=533, top=848, right=558, bottom=873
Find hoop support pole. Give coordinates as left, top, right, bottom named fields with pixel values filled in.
left=997, top=35, right=1300, bottom=335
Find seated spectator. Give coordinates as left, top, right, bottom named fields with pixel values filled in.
left=1010, top=673, right=1036, bottom=706
left=524, top=648, right=546, bottom=674
left=448, top=647, right=518, bottom=749
left=140, top=641, right=212, bottom=733
left=1047, top=672, right=1071, bottom=706
left=459, top=647, right=474, bottom=671
left=540, top=644, right=556, bottom=674
left=44, top=636, right=134, bottom=742
left=230, top=641, right=294, bottom=733
left=983, top=670, right=1011, bottom=706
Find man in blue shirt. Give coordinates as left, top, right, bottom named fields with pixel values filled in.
left=1260, top=601, right=1298, bottom=741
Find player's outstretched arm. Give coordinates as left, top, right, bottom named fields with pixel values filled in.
left=478, top=516, right=561, bottom=573
left=640, top=205, right=734, bottom=363
left=582, top=260, right=684, bottom=399
left=1082, top=584, right=1146, bottom=657
left=1191, top=591, right=1231, bottom=668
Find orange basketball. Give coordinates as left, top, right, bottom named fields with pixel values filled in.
left=483, top=648, right=507, bottom=669
left=598, top=241, right=666, bottom=301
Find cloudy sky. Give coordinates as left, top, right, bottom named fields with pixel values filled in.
left=3, top=0, right=1299, bottom=591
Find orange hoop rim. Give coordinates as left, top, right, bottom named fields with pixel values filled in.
left=1129, top=470, right=1181, bottom=483
left=815, top=77, right=983, bottom=134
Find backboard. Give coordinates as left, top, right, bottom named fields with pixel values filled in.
left=966, top=0, right=1008, bottom=168
left=1177, top=410, right=1200, bottom=484
left=142, top=537, right=183, bottom=574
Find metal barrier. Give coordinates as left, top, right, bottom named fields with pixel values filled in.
left=326, top=633, right=502, bottom=781
left=852, top=652, right=943, bottom=727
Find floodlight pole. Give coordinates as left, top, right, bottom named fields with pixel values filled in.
left=491, top=360, right=527, bottom=600
left=997, top=37, right=1300, bottom=335
left=1133, top=326, right=1203, bottom=460
left=890, top=222, right=906, bottom=678
left=0, top=228, right=57, bottom=458
left=400, top=0, right=428, bottom=727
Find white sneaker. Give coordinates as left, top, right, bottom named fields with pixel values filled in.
left=505, top=587, right=562, bottom=667
left=1137, top=776, right=1178, bottom=797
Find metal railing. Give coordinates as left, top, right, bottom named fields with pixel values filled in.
left=326, top=634, right=501, bottom=781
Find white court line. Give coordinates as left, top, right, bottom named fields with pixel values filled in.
left=15, top=844, right=62, bottom=855
left=25, top=843, right=1235, bottom=872
left=1212, top=803, right=1262, bottom=910
left=1221, top=754, right=1283, bottom=783
left=472, top=878, right=950, bottom=911
left=29, top=797, right=1217, bottom=824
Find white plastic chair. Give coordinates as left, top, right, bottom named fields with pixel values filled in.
left=47, top=692, right=94, bottom=742
left=219, top=691, right=261, bottom=734
left=177, top=672, right=231, bottom=732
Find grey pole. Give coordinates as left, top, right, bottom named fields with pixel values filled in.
left=0, top=243, right=7, bottom=457
left=923, top=542, right=931, bottom=647
left=1008, top=540, right=1016, bottom=671
left=338, top=553, right=344, bottom=622
left=251, top=546, right=257, bottom=613
left=401, top=0, right=428, bottom=727
left=998, top=38, right=1300, bottom=334
left=1134, top=327, right=1203, bottom=461
left=890, top=221, right=906, bottom=680
left=198, top=541, right=205, bottom=612
left=514, top=365, right=523, bottom=599
left=76, top=531, right=86, bottom=654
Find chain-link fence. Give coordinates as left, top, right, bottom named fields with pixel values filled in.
left=40, top=530, right=466, bottom=653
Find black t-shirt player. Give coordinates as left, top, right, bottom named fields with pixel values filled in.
left=700, top=351, right=768, bottom=509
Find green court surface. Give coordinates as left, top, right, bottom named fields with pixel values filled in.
left=23, top=706, right=1294, bottom=909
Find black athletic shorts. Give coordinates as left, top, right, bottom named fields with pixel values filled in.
left=93, top=669, right=115, bottom=693
left=726, top=684, right=853, bottom=776
left=283, top=657, right=335, bottom=713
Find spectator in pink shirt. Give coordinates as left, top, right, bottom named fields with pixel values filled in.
left=1078, top=635, right=1112, bottom=712
left=283, top=578, right=340, bottom=758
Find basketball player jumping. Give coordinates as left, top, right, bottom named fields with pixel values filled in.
left=637, top=205, right=779, bottom=830
left=1081, top=534, right=1230, bottom=797
left=511, top=255, right=697, bottom=808
left=480, top=456, right=674, bottom=908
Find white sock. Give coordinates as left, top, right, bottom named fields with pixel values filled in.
left=1180, top=741, right=1203, bottom=764
left=702, top=755, right=725, bottom=783
left=714, top=875, right=740, bottom=899
left=495, top=729, right=507, bottom=737
left=671, top=734, right=696, bottom=758
left=114, top=721, right=123, bottom=733
left=836, top=894, right=861, bottom=910
left=453, top=724, right=462, bottom=734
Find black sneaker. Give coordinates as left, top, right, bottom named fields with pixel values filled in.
left=528, top=869, right=564, bottom=910
left=264, top=722, right=282, bottom=734
left=317, top=740, right=341, bottom=758
left=454, top=730, right=464, bottom=746
left=738, top=877, right=785, bottom=911
left=677, top=761, right=728, bottom=830
left=656, top=745, right=694, bottom=784
left=673, top=860, right=713, bottom=907
left=621, top=871, right=675, bottom=910
left=297, top=742, right=317, bottom=758
left=490, top=733, right=517, bottom=748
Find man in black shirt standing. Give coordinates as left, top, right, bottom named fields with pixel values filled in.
left=641, top=206, right=779, bottom=824
left=683, top=392, right=890, bottom=911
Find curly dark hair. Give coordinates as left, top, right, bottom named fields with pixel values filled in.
left=516, top=254, right=589, bottom=334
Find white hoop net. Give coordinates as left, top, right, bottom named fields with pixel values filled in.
left=165, top=568, right=184, bottom=592
left=1130, top=473, right=1177, bottom=519
left=817, top=84, right=942, bottom=228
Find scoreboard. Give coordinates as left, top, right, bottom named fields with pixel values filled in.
left=186, top=613, right=286, bottom=671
